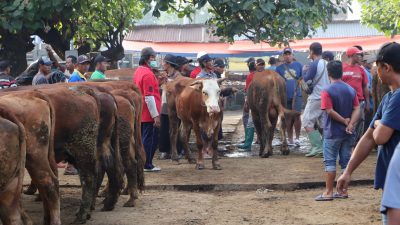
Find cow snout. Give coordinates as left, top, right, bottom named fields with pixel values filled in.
left=207, top=105, right=220, bottom=113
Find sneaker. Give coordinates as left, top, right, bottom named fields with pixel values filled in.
left=158, top=152, right=171, bottom=160
left=144, top=166, right=161, bottom=172
left=294, top=139, right=301, bottom=147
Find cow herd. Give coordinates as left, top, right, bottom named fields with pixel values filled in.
left=0, top=70, right=296, bottom=225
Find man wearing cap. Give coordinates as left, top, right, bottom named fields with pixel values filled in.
left=134, top=47, right=161, bottom=172
left=32, top=56, right=53, bottom=85
left=255, top=58, right=266, bottom=72
left=176, top=56, right=194, bottom=77
left=90, top=55, right=110, bottom=80
left=322, top=51, right=335, bottom=62
left=69, top=55, right=91, bottom=82
left=302, top=42, right=330, bottom=157
left=342, top=47, right=370, bottom=146
left=276, top=47, right=303, bottom=146
left=0, top=60, right=17, bottom=89
left=337, top=42, right=400, bottom=223
left=190, top=52, right=207, bottom=79
left=213, top=58, right=226, bottom=79
left=159, top=54, right=183, bottom=160
left=196, top=54, right=217, bottom=79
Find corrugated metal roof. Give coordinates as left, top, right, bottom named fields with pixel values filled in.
left=125, top=24, right=221, bottom=43
left=310, top=20, right=382, bottom=38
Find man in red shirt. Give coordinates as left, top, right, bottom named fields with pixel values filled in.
left=133, top=47, right=162, bottom=172
left=342, top=47, right=370, bottom=146
left=238, top=58, right=256, bottom=150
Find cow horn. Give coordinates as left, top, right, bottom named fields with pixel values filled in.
left=217, top=78, right=226, bottom=85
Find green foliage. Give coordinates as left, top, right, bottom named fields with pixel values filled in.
left=359, top=0, right=400, bottom=37
left=150, top=0, right=350, bottom=45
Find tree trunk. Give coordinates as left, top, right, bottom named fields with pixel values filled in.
left=0, top=31, right=34, bottom=77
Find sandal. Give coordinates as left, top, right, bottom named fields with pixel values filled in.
left=315, top=194, right=333, bottom=201
left=333, top=193, right=349, bottom=199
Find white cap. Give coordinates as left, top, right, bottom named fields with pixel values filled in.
left=197, top=51, right=207, bottom=59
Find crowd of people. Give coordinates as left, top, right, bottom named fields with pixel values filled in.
left=0, top=40, right=399, bottom=223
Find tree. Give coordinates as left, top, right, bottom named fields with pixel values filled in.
left=75, top=0, right=144, bottom=68
left=359, top=0, right=400, bottom=37
left=146, top=0, right=350, bottom=46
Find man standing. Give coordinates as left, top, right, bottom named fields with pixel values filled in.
left=90, top=55, right=110, bottom=80
left=176, top=56, right=194, bottom=77
left=0, top=60, right=17, bottom=89
left=134, top=47, right=161, bottom=172
left=65, top=55, right=77, bottom=78
left=69, top=55, right=90, bottom=82
left=267, top=57, right=277, bottom=71
left=196, top=54, right=217, bottom=79
left=342, top=47, right=370, bottom=146
left=303, top=42, right=330, bottom=157
left=337, top=42, right=400, bottom=222
left=32, top=56, right=53, bottom=85
left=213, top=58, right=226, bottom=78
left=276, top=47, right=303, bottom=145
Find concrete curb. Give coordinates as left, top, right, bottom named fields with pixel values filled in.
left=26, top=179, right=373, bottom=192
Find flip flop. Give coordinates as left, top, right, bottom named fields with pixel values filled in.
left=333, top=193, right=349, bottom=199
left=315, top=194, right=334, bottom=201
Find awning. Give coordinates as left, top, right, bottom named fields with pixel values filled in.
left=123, top=35, right=400, bottom=57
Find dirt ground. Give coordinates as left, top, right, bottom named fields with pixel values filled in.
left=22, top=186, right=382, bottom=225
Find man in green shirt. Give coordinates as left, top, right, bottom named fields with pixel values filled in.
left=90, top=54, right=110, bottom=80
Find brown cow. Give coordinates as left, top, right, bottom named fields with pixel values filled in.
left=175, top=79, right=223, bottom=170
left=247, top=70, right=289, bottom=157
left=371, top=67, right=390, bottom=113
left=0, top=108, right=32, bottom=225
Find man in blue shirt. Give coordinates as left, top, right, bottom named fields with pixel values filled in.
left=337, top=42, right=400, bottom=221
left=267, top=57, right=277, bottom=71
left=196, top=54, right=217, bottom=79
left=276, top=47, right=303, bottom=145
left=69, top=55, right=90, bottom=82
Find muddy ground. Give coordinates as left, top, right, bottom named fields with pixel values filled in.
left=22, top=186, right=381, bottom=225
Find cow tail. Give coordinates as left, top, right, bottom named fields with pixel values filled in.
left=134, top=94, right=145, bottom=192
left=32, top=91, right=57, bottom=177
left=0, top=108, right=27, bottom=187
left=112, top=100, right=125, bottom=190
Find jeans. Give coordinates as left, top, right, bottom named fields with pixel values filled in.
left=142, top=122, right=159, bottom=169
left=323, top=137, right=352, bottom=172
left=159, top=114, right=183, bottom=154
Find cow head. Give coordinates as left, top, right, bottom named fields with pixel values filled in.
left=190, top=79, right=221, bottom=114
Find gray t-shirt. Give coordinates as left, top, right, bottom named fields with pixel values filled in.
left=381, top=143, right=400, bottom=213
left=32, top=72, right=48, bottom=85
left=197, top=69, right=217, bottom=79
left=304, top=59, right=330, bottom=100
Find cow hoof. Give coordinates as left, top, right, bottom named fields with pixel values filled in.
left=261, top=153, right=271, bottom=158
left=282, top=150, right=290, bottom=156
left=123, top=199, right=136, bottom=207
left=196, top=164, right=205, bottom=170
left=188, top=158, right=197, bottom=164
left=101, top=205, right=114, bottom=212
left=213, top=164, right=222, bottom=170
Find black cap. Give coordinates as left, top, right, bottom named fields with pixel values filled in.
left=322, top=51, right=335, bottom=61
left=175, top=56, right=193, bottom=67
left=246, top=57, right=255, bottom=63
left=77, top=55, right=90, bottom=64
left=376, top=42, right=400, bottom=66
left=93, top=54, right=110, bottom=64
left=141, top=47, right=156, bottom=57
left=283, top=47, right=293, bottom=54
left=198, top=54, right=213, bottom=63
left=256, top=58, right=265, bottom=66
left=213, top=58, right=226, bottom=68
left=0, top=60, right=12, bottom=71
left=164, top=54, right=179, bottom=66
left=38, top=56, right=53, bottom=66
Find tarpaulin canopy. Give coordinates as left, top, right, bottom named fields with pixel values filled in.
left=123, top=35, right=400, bottom=57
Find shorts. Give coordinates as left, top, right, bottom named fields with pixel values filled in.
left=287, top=96, right=303, bottom=112
left=302, top=99, right=324, bottom=128
left=323, top=137, right=352, bottom=172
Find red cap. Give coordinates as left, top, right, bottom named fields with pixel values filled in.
left=346, top=47, right=363, bottom=57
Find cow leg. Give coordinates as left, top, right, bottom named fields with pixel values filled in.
left=123, top=140, right=139, bottom=207
left=191, top=124, right=205, bottom=170
left=252, top=113, right=264, bottom=157
left=179, top=122, right=196, bottom=165
left=168, top=112, right=180, bottom=163
left=260, top=114, right=271, bottom=158
left=25, top=157, right=60, bottom=225
left=212, top=123, right=222, bottom=170
left=279, top=107, right=289, bottom=155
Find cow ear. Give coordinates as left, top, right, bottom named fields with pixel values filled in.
left=217, top=78, right=226, bottom=85
left=189, top=80, right=203, bottom=91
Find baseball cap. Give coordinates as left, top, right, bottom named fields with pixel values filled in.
left=77, top=55, right=90, bottom=64
left=141, top=47, right=157, bottom=57
left=198, top=54, right=213, bottom=63
left=213, top=58, right=226, bottom=68
left=197, top=51, right=207, bottom=59
left=322, top=51, right=335, bottom=61
left=93, top=54, right=110, bottom=64
left=346, top=47, right=363, bottom=57
left=0, top=60, right=12, bottom=71
left=175, top=56, right=193, bottom=67
left=256, top=58, right=265, bottom=66
left=376, top=42, right=400, bottom=66
left=283, top=47, right=293, bottom=54
left=246, top=57, right=255, bottom=64
left=38, top=56, right=53, bottom=66
left=164, top=54, right=179, bottom=66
